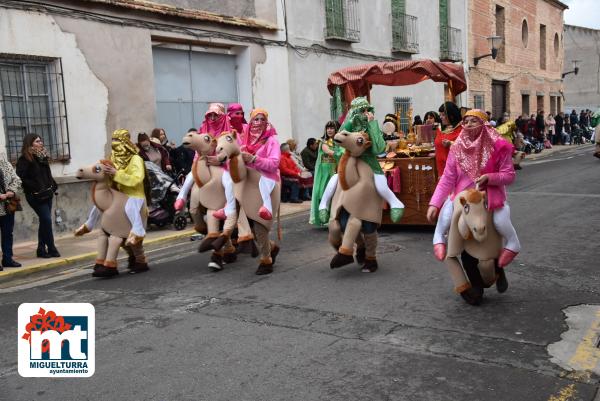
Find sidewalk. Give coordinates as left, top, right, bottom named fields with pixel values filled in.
left=521, top=143, right=591, bottom=161
left=0, top=200, right=311, bottom=281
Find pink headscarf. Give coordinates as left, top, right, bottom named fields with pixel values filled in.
left=199, top=103, right=231, bottom=137
left=227, top=103, right=247, bottom=134
left=242, top=108, right=277, bottom=155
left=450, top=109, right=500, bottom=181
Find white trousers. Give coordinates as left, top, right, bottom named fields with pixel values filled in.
left=433, top=198, right=521, bottom=253
left=85, top=197, right=146, bottom=237
left=176, top=172, right=194, bottom=201
left=221, top=171, right=236, bottom=216
left=318, top=173, right=405, bottom=210
left=259, top=176, right=276, bottom=213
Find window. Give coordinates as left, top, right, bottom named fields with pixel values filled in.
left=324, top=0, right=360, bottom=43
left=522, top=20, right=528, bottom=47
left=553, top=33, right=559, bottom=57
left=495, top=5, right=505, bottom=63
left=540, top=24, right=546, bottom=70
left=393, top=97, right=412, bottom=133
left=521, top=94, right=530, bottom=117
left=392, top=0, right=419, bottom=53
left=439, top=0, right=462, bottom=61
left=473, top=94, right=485, bottom=110
left=0, top=57, right=69, bottom=162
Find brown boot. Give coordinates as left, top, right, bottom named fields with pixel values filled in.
left=255, top=262, right=273, bottom=275
left=223, top=251, right=237, bottom=264
left=129, top=262, right=150, bottom=274
left=92, top=265, right=119, bottom=278
left=270, top=244, right=280, bottom=265
left=330, top=252, right=354, bottom=269
left=355, top=247, right=366, bottom=265
left=361, top=258, right=378, bottom=273
left=198, top=235, right=219, bottom=253
left=208, top=252, right=223, bottom=272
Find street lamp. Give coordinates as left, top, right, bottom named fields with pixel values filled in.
left=473, top=36, right=503, bottom=66
left=562, top=60, right=580, bottom=78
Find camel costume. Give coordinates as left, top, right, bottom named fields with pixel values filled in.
left=327, top=129, right=386, bottom=273
left=429, top=110, right=520, bottom=304
left=180, top=130, right=253, bottom=271
left=215, top=117, right=281, bottom=275
left=318, top=97, right=404, bottom=224
left=75, top=130, right=149, bottom=277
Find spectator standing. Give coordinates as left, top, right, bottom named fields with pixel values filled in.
left=0, top=153, right=22, bottom=268
left=554, top=112, right=564, bottom=145
left=545, top=113, right=556, bottom=144
left=535, top=110, right=546, bottom=139
left=137, top=132, right=172, bottom=173
left=16, top=134, right=60, bottom=259
left=171, top=128, right=196, bottom=176
left=570, top=110, right=578, bottom=127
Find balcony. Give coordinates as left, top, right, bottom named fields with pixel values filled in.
left=324, top=0, right=360, bottom=43
left=440, top=25, right=462, bottom=61
left=392, top=13, right=419, bottom=54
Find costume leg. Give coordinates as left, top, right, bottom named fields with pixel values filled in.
left=373, top=174, right=404, bottom=209
left=236, top=209, right=253, bottom=242
left=221, top=171, right=236, bottom=217
left=95, top=231, right=109, bottom=266
left=433, top=198, right=453, bottom=244
left=340, top=216, right=362, bottom=255
left=492, top=204, right=521, bottom=252
left=125, top=198, right=146, bottom=237
left=445, top=257, right=469, bottom=290
left=253, top=223, right=272, bottom=264
left=84, top=206, right=102, bottom=230
left=319, top=174, right=338, bottom=210
left=258, top=176, right=276, bottom=214
left=177, top=172, right=194, bottom=202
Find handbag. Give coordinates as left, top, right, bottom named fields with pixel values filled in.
left=31, top=185, right=56, bottom=201
left=6, top=195, right=22, bottom=213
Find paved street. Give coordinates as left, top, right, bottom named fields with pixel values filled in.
left=1, top=145, right=599, bottom=401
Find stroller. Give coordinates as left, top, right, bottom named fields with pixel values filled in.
left=145, top=162, right=188, bottom=230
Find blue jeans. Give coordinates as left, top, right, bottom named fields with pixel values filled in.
left=0, top=212, right=15, bottom=262
left=281, top=178, right=300, bottom=202
left=25, top=195, right=56, bottom=252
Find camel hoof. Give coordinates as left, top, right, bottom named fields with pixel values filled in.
left=459, top=286, right=483, bottom=306
left=92, top=266, right=119, bottom=278
left=255, top=263, right=273, bottom=275
left=223, top=252, right=237, bottom=264
left=208, top=253, right=223, bottom=272
left=198, top=236, right=217, bottom=253
left=211, top=236, right=227, bottom=251
left=495, top=266, right=509, bottom=293
left=93, top=263, right=104, bottom=272
left=330, top=252, right=354, bottom=269
left=355, top=247, right=366, bottom=264
left=129, top=263, right=149, bottom=274
left=361, top=259, right=378, bottom=273
left=270, top=245, right=280, bottom=265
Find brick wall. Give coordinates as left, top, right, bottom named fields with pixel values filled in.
left=468, top=0, right=565, bottom=120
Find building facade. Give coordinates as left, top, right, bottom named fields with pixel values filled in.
left=0, top=0, right=467, bottom=240
left=562, top=24, right=600, bottom=112
left=466, top=0, right=567, bottom=120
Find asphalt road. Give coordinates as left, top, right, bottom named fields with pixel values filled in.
left=1, top=145, right=599, bottom=401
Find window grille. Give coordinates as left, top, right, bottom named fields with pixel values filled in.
left=392, top=12, right=419, bottom=53
left=0, top=56, right=69, bottom=162
left=393, top=96, right=412, bottom=133
left=440, top=26, right=463, bottom=61
left=324, top=0, right=360, bottom=43
left=473, top=94, right=485, bottom=110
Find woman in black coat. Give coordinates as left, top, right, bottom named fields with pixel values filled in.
left=16, top=134, right=60, bottom=258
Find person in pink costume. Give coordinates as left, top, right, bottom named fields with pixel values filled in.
left=238, top=108, right=281, bottom=220
left=227, top=103, right=247, bottom=134
left=426, top=109, right=521, bottom=268
left=175, top=103, right=231, bottom=213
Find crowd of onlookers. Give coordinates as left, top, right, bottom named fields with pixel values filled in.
left=513, top=109, right=595, bottom=146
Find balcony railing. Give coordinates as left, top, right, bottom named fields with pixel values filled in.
left=392, top=13, right=419, bottom=54
left=440, top=25, right=462, bottom=61
left=324, top=0, right=360, bottom=43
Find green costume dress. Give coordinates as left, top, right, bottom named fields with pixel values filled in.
left=309, top=137, right=340, bottom=226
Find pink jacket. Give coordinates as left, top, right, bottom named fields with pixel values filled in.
left=430, top=139, right=515, bottom=210
left=245, top=135, right=281, bottom=182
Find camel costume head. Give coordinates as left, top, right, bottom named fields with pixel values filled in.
left=333, top=130, right=371, bottom=157
left=457, top=189, right=490, bottom=243
left=181, top=131, right=216, bottom=156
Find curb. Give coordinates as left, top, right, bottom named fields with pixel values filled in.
left=522, top=144, right=592, bottom=161
left=0, top=229, right=196, bottom=281
left=0, top=206, right=311, bottom=282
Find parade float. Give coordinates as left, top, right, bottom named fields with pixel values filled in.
left=327, top=59, right=467, bottom=225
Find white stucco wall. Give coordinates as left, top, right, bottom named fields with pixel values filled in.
left=0, top=9, right=108, bottom=177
